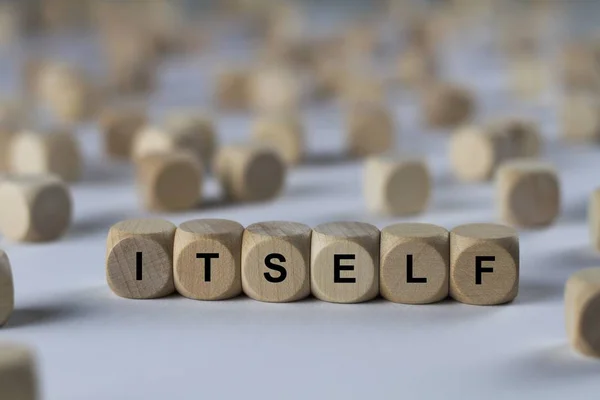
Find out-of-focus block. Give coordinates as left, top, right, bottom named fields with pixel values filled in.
left=380, top=223, right=449, bottom=304
left=0, top=175, right=72, bottom=242
left=488, top=118, right=542, bottom=158
left=106, top=218, right=176, bottom=299
left=164, top=111, right=217, bottom=166
left=509, top=56, right=550, bottom=100
left=250, top=66, right=303, bottom=113
left=242, top=221, right=311, bottom=302
left=135, top=151, right=203, bottom=212
left=9, top=129, right=82, bottom=182
left=214, top=69, right=251, bottom=111
left=311, top=222, right=380, bottom=303
left=561, top=93, right=600, bottom=142
left=589, top=188, right=600, bottom=251
left=251, top=113, right=304, bottom=165
left=397, top=46, right=437, bottom=89
left=450, top=223, right=519, bottom=305
left=565, top=268, right=600, bottom=358
left=0, top=250, right=13, bottom=326
left=214, top=144, right=286, bottom=203
left=423, top=83, right=474, bottom=128
left=99, top=106, right=147, bottom=159
left=0, top=343, right=38, bottom=400
left=346, top=102, right=395, bottom=157
left=174, top=219, right=243, bottom=300
left=496, top=160, right=560, bottom=228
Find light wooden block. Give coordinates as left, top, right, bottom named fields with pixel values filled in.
left=135, top=151, right=203, bottom=211
left=589, top=188, right=600, bottom=251
left=380, top=223, right=449, bottom=304
left=250, top=66, right=302, bottom=113
left=106, top=218, right=176, bottom=299
left=450, top=223, right=519, bottom=305
left=561, top=44, right=600, bottom=91
left=397, top=46, right=437, bottom=89
left=215, top=69, right=251, bottom=111
left=422, top=83, right=474, bottom=128
left=496, top=160, right=560, bottom=228
left=214, top=144, right=286, bottom=202
left=0, top=250, right=13, bottom=326
left=509, top=56, right=550, bottom=100
left=242, top=221, right=311, bottom=302
left=9, top=129, right=82, bottom=182
left=174, top=219, right=243, bottom=300
left=346, top=102, right=395, bottom=158
left=311, top=222, right=380, bottom=303
left=340, top=75, right=385, bottom=106
left=561, top=93, right=600, bottom=142
left=99, top=106, right=147, bottom=159
left=363, top=155, right=430, bottom=216
left=0, top=126, right=16, bottom=172
left=565, top=268, right=600, bottom=358
left=0, top=99, right=25, bottom=131
left=0, top=175, right=72, bottom=242
left=251, top=113, right=304, bottom=165
left=0, top=343, right=38, bottom=400
left=164, top=111, right=217, bottom=166
left=488, top=118, right=542, bottom=158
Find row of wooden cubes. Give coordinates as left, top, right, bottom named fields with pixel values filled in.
left=106, top=219, right=520, bottom=305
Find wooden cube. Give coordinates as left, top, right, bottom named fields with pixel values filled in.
left=509, top=56, right=550, bottom=100
left=380, top=223, right=449, bottom=304
left=9, top=129, right=82, bottom=182
left=340, top=75, right=385, bottom=106
left=174, top=219, right=243, bottom=301
left=250, top=66, right=302, bottom=113
left=496, top=160, right=560, bottom=228
left=589, top=188, right=600, bottom=251
left=450, top=223, right=519, bottom=305
left=561, top=44, right=600, bottom=91
left=0, top=99, right=25, bottom=131
left=422, top=83, right=474, bottom=128
left=311, top=222, right=380, bottom=303
left=363, top=155, right=430, bottom=216
left=164, top=111, right=217, bottom=166
left=106, top=218, right=176, bottom=299
left=565, top=268, right=600, bottom=358
left=0, top=250, right=13, bottom=326
left=561, top=93, right=600, bottom=142
left=251, top=113, right=304, bottom=165
left=346, top=102, right=395, bottom=158
left=0, top=175, right=72, bottom=242
left=242, top=221, right=311, bottom=302
left=135, top=151, right=203, bottom=212
left=214, top=69, right=251, bottom=111
left=397, top=46, right=437, bottom=89
left=0, top=343, right=38, bottom=400
left=488, top=118, right=542, bottom=158
left=214, top=144, right=286, bottom=203
left=0, top=126, right=16, bottom=172
left=99, top=106, right=147, bottom=159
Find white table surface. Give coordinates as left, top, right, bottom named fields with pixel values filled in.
left=2, top=4, right=600, bottom=399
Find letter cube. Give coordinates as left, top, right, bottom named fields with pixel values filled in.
left=99, top=105, right=147, bottom=159
left=0, top=250, right=13, bottom=326
left=9, top=129, right=82, bottom=182
left=423, top=83, right=474, bottom=128
left=311, top=222, right=380, bottom=303
left=363, top=155, right=430, bottom=216
left=135, top=151, right=203, bottom=211
left=450, top=223, right=519, bottom=305
left=214, top=144, right=286, bottom=202
left=174, top=219, right=244, bottom=300
left=346, top=102, right=395, bottom=158
left=496, top=160, right=560, bottom=228
left=242, top=221, right=311, bottom=302
left=0, top=175, right=72, bottom=242
left=380, top=223, right=449, bottom=304
left=106, top=219, right=176, bottom=299
left=251, top=113, right=305, bottom=165
left=565, top=268, right=600, bottom=358
left=0, top=343, right=38, bottom=400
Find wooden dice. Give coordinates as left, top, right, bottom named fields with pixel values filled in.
left=311, top=222, right=380, bottom=303
left=214, top=69, right=251, bottom=111
left=565, top=268, right=600, bottom=358
left=561, top=93, right=600, bottom=142
left=214, top=144, right=286, bottom=203
left=9, top=129, right=82, bottom=182
left=422, top=83, right=474, bottom=128
left=363, top=155, right=430, bottom=216
left=346, top=102, right=395, bottom=158
left=380, top=223, right=449, bottom=304
left=135, top=151, right=203, bottom=211
left=0, top=175, right=72, bottom=242
left=99, top=106, right=147, bottom=159
left=106, top=219, right=176, bottom=299
left=450, top=223, right=519, bottom=305
left=251, top=113, right=304, bottom=165
left=589, top=188, right=600, bottom=251
left=0, top=343, right=38, bottom=400
left=397, top=46, right=437, bottom=89
left=0, top=250, right=13, bottom=326
left=250, top=66, right=302, bottom=113
left=496, top=160, right=560, bottom=228
left=164, top=111, right=217, bottom=166
left=174, top=219, right=243, bottom=300
left=242, top=221, right=311, bottom=302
